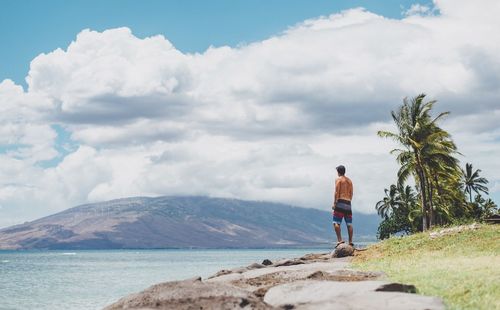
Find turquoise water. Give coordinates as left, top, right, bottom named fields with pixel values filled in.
left=0, top=248, right=332, bottom=310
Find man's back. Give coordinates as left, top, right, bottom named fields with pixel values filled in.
left=335, top=175, right=353, bottom=202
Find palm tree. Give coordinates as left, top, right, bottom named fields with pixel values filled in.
left=376, top=183, right=420, bottom=237
left=430, top=171, right=465, bottom=224
left=462, top=163, right=489, bottom=202
left=396, top=183, right=421, bottom=231
left=482, top=199, right=498, bottom=217
left=397, top=183, right=417, bottom=210
left=375, top=184, right=400, bottom=219
left=378, top=94, right=455, bottom=230
left=422, top=140, right=461, bottom=225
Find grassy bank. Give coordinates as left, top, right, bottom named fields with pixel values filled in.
left=352, top=224, right=499, bottom=310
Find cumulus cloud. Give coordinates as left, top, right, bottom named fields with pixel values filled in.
left=1, top=0, right=499, bottom=227
left=26, top=1, right=500, bottom=140
left=0, top=80, right=57, bottom=163
left=403, top=4, right=433, bottom=17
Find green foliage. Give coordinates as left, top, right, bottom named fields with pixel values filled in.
left=375, top=184, right=399, bottom=219
left=466, top=195, right=498, bottom=220
left=482, top=198, right=499, bottom=217
left=461, top=163, right=489, bottom=202
left=376, top=210, right=418, bottom=239
left=376, top=94, right=497, bottom=236
left=378, top=94, right=460, bottom=230
left=462, top=163, right=488, bottom=202
left=376, top=183, right=421, bottom=239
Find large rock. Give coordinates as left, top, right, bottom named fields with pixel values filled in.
left=263, top=280, right=445, bottom=309
left=273, top=259, right=305, bottom=267
left=331, top=243, right=355, bottom=258
left=207, top=261, right=351, bottom=284
left=103, top=277, right=270, bottom=310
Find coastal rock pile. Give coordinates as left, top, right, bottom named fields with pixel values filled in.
left=104, top=252, right=445, bottom=310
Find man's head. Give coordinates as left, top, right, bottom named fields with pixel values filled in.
left=336, top=165, right=346, bottom=176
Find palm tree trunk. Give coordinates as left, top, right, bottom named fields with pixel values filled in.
left=428, top=178, right=434, bottom=228
left=433, top=175, right=440, bottom=225
left=434, top=175, right=446, bottom=225
left=417, top=167, right=428, bottom=231
left=415, top=153, right=429, bottom=231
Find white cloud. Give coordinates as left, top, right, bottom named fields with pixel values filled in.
left=404, top=4, right=432, bottom=17
left=0, top=79, right=57, bottom=163
left=1, top=0, right=500, bottom=227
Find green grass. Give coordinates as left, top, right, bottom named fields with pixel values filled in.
left=352, top=224, right=500, bottom=310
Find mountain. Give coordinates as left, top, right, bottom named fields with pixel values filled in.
left=0, top=196, right=380, bottom=250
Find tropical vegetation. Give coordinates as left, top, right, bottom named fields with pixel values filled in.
left=376, top=94, right=498, bottom=238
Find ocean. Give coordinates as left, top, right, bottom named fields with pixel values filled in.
left=0, top=248, right=333, bottom=310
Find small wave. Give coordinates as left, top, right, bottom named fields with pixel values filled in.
left=61, top=252, right=77, bottom=255
left=1, top=260, right=9, bottom=263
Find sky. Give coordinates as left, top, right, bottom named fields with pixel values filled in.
left=0, top=0, right=499, bottom=228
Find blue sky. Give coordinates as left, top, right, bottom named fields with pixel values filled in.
left=1, top=0, right=432, bottom=87
left=0, top=0, right=499, bottom=227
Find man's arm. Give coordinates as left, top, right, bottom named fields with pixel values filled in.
left=350, top=179, right=353, bottom=200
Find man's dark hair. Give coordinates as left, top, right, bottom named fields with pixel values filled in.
left=336, top=165, right=346, bottom=175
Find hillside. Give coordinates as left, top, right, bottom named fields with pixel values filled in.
left=0, top=196, right=379, bottom=250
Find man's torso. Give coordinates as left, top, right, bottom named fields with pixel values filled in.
left=335, top=176, right=353, bottom=212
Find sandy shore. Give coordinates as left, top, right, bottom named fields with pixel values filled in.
left=103, top=246, right=445, bottom=309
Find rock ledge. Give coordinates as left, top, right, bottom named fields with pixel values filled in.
left=104, top=251, right=445, bottom=310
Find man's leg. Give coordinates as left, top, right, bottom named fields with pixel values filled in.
left=333, top=211, right=344, bottom=244
left=347, top=224, right=353, bottom=245
left=346, top=214, right=353, bottom=245
left=333, top=223, right=343, bottom=243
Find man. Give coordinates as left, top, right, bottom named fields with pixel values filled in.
left=332, top=165, right=354, bottom=247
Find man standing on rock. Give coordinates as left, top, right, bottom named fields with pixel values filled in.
left=332, top=165, right=354, bottom=247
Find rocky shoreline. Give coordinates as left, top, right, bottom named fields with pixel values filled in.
left=103, top=244, right=444, bottom=309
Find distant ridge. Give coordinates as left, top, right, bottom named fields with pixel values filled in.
left=0, top=196, right=379, bottom=250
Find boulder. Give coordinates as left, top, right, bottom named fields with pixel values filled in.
left=103, top=277, right=270, bottom=310
left=274, top=259, right=305, bottom=267
left=376, top=282, right=417, bottom=293
left=263, top=280, right=444, bottom=310
left=331, top=243, right=354, bottom=258
left=208, top=269, right=233, bottom=278
left=247, top=262, right=265, bottom=270
left=299, top=253, right=331, bottom=261
left=261, top=259, right=273, bottom=266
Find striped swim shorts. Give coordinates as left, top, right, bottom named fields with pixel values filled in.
left=333, top=204, right=353, bottom=226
